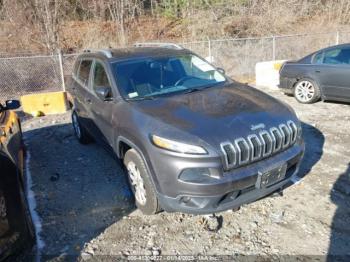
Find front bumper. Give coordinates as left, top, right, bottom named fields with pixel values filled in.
left=156, top=143, right=304, bottom=214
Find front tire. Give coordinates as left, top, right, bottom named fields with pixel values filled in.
left=294, top=79, right=321, bottom=104
left=124, top=149, right=160, bottom=215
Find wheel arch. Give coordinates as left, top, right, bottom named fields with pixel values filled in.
left=116, top=136, right=160, bottom=193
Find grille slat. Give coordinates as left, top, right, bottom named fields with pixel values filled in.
left=221, top=120, right=299, bottom=170
left=248, top=135, right=262, bottom=161
left=235, top=138, right=250, bottom=165
left=221, top=143, right=236, bottom=167
left=271, top=127, right=283, bottom=152
left=260, top=131, right=273, bottom=157
left=287, top=120, right=298, bottom=143
left=279, top=124, right=291, bottom=148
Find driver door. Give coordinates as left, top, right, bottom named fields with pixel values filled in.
left=89, top=60, right=116, bottom=149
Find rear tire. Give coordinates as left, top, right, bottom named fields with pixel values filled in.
left=0, top=162, right=35, bottom=255
left=71, top=111, right=93, bottom=144
left=294, top=79, right=321, bottom=104
left=124, top=149, right=160, bottom=215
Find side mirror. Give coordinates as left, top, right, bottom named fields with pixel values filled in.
left=217, top=67, right=225, bottom=75
left=5, top=100, right=21, bottom=110
left=95, top=86, right=113, bottom=101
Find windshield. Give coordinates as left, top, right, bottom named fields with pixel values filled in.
left=112, top=54, right=226, bottom=100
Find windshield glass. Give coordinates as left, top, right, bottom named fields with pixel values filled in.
left=112, top=54, right=226, bottom=100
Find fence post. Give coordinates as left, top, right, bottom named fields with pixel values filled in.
left=58, top=50, right=66, bottom=92
left=272, top=36, right=276, bottom=61
left=207, top=36, right=212, bottom=61
left=336, top=31, right=340, bottom=45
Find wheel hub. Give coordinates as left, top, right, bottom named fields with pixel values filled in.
left=295, top=81, right=315, bottom=102
left=127, top=162, right=147, bottom=205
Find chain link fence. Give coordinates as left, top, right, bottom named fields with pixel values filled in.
left=0, top=55, right=64, bottom=103
left=183, top=31, right=350, bottom=80
left=1, top=31, right=350, bottom=103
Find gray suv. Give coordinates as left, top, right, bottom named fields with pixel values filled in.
left=70, top=43, right=305, bottom=215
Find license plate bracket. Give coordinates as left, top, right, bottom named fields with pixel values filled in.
left=256, top=163, right=287, bottom=189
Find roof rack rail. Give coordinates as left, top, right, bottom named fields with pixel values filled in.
left=83, top=49, right=113, bottom=58
left=133, top=42, right=183, bottom=50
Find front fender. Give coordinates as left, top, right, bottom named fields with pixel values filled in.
left=116, top=135, right=162, bottom=194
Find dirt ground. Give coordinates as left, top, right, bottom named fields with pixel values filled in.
left=21, top=86, right=350, bottom=261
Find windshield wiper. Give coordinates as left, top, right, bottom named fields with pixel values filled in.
left=127, top=96, right=156, bottom=101
left=183, top=82, right=225, bottom=94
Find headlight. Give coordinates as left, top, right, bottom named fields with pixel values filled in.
left=151, top=135, right=207, bottom=155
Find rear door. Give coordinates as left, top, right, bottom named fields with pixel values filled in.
left=72, top=59, right=94, bottom=129
left=315, top=47, right=350, bottom=100
left=88, top=60, right=116, bottom=148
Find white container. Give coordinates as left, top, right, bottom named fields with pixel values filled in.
left=255, top=60, right=287, bottom=89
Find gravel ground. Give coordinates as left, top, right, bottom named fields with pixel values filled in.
left=21, top=86, right=350, bottom=261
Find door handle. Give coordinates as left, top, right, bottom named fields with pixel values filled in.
left=315, top=70, right=321, bottom=73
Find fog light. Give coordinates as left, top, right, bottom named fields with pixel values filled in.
left=179, top=168, right=219, bottom=183
left=180, top=196, right=191, bottom=203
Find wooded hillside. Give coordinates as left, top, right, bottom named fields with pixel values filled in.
left=1, top=0, right=350, bottom=53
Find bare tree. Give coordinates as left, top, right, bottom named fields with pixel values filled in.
left=106, top=0, right=143, bottom=46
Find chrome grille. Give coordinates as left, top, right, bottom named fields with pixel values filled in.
left=221, top=120, right=298, bottom=169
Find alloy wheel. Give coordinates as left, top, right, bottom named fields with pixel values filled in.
left=127, top=161, right=147, bottom=206
left=72, top=113, right=81, bottom=139
left=295, top=80, right=315, bottom=103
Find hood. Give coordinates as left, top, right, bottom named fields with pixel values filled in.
left=132, top=82, right=298, bottom=149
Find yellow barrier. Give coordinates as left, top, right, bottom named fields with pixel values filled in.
left=273, top=62, right=284, bottom=71
left=20, top=91, right=68, bottom=116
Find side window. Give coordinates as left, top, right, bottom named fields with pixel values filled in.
left=313, top=52, right=324, bottom=64
left=73, top=60, right=80, bottom=77
left=93, top=62, right=112, bottom=97
left=335, top=48, right=350, bottom=65
left=323, top=48, right=343, bottom=65
left=78, top=60, right=93, bottom=86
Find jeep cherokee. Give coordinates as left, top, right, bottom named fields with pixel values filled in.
left=70, top=43, right=304, bottom=215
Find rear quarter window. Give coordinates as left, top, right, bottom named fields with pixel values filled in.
left=312, top=52, right=324, bottom=64
left=77, top=60, right=93, bottom=85
left=73, top=60, right=81, bottom=77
